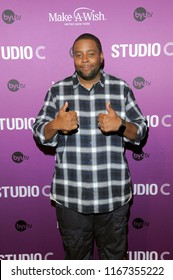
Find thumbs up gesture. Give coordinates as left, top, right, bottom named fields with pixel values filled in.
left=56, top=101, right=78, bottom=134
left=97, top=102, right=121, bottom=133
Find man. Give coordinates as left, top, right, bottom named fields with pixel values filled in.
left=32, top=33, right=147, bottom=260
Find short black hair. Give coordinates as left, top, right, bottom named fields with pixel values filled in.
left=72, top=33, right=102, bottom=54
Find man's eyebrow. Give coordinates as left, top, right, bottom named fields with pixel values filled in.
left=74, top=49, right=97, bottom=53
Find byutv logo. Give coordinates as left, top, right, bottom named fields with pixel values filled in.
left=134, top=7, right=153, bottom=22
left=12, top=151, right=29, bottom=163
left=2, top=9, right=21, bottom=24
left=8, top=79, right=25, bottom=92
left=15, top=220, right=32, bottom=232
left=132, top=218, right=149, bottom=229
left=133, top=77, right=151, bottom=89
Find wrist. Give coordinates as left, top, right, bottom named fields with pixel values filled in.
left=117, top=118, right=126, bottom=136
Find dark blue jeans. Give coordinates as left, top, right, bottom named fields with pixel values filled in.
left=56, top=203, right=129, bottom=260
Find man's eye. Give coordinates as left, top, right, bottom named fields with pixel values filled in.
left=89, top=52, right=95, bottom=56
left=75, top=53, right=82, bottom=58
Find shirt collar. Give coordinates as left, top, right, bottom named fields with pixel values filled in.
left=72, top=69, right=105, bottom=89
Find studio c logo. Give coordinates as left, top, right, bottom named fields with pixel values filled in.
left=128, top=251, right=170, bottom=260
left=15, top=220, right=32, bottom=232
left=133, top=77, right=151, bottom=89
left=0, top=46, right=46, bottom=60
left=134, top=7, right=153, bottom=22
left=133, top=183, right=171, bottom=196
left=12, top=152, right=29, bottom=163
left=0, top=252, right=54, bottom=260
left=2, top=9, right=21, bottom=24
left=111, top=42, right=173, bottom=58
left=146, top=115, right=172, bottom=128
left=7, top=79, right=25, bottom=92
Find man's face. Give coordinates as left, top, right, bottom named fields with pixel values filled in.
left=73, top=39, right=104, bottom=81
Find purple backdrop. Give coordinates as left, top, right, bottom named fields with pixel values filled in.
left=1, top=0, right=173, bottom=260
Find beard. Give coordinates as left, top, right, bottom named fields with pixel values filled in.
left=76, top=66, right=101, bottom=81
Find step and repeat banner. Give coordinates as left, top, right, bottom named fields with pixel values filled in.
left=1, top=0, right=173, bottom=260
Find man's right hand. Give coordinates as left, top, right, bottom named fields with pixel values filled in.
left=56, top=101, right=78, bottom=134
left=44, top=101, right=78, bottom=140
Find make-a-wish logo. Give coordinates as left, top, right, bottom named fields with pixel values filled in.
left=49, top=7, right=106, bottom=26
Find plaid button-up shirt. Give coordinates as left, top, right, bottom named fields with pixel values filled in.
left=32, top=71, right=147, bottom=214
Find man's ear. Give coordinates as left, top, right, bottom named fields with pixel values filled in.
left=100, top=52, right=104, bottom=63
left=100, top=52, right=104, bottom=68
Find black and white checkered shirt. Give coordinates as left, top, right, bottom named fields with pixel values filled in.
left=32, top=70, right=147, bottom=214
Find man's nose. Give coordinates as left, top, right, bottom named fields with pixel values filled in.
left=82, top=53, right=89, bottom=62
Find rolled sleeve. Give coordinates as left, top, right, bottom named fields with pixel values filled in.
left=32, top=121, right=59, bottom=147
left=32, top=89, right=59, bottom=147
left=123, top=87, right=148, bottom=145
